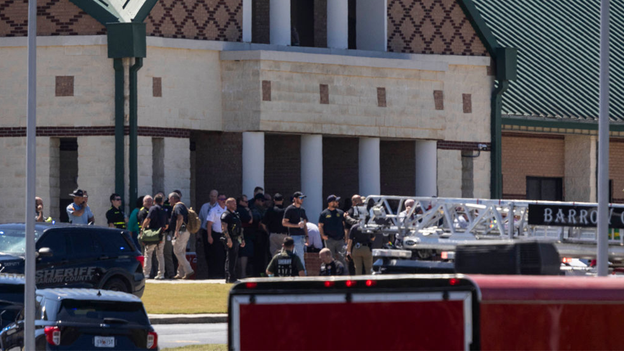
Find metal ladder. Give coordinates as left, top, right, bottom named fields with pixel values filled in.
left=356, top=196, right=624, bottom=260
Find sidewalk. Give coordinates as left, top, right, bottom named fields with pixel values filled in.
left=145, top=279, right=228, bottom=324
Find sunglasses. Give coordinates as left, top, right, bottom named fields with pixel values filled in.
left=218, top=197, right=226, bottom=201
left=298, top=197, right=305, bottom=200
left=114, top=198, right=122, bottom=201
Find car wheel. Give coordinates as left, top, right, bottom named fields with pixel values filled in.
left=103, top=277, right=129, bottom=293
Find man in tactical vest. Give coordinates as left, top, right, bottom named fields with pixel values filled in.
left=266, top=237, right=305, bottom=277
left=106, top=193, right=128, bottom=229
left=319, top=248, right=345, bottom=276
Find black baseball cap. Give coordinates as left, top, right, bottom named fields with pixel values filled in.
left=283, top=236, right=295, bottom=246
left=69, top=189, right=87, bottom=198
left=274, top=193, right=284, bottom=201
left=327, top=195, right=341, bottom=203
left=293, top=191, right=306, bottom=199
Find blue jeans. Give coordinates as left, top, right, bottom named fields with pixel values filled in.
left=292, top=235, right=307, bottom=275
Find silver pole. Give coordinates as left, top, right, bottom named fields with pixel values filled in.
left=24, top=0, right=37, bottom=349
left=597, top=0, right=610, bottom=276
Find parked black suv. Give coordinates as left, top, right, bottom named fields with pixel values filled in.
left=0, top=224, right=145, bottom=297
left=0, top=274, right=24, bottom=331
left=0, top=288, right=158, bottom=350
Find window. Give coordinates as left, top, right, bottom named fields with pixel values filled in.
left=526, top=177, right=563, bottom=201
left=67, top=232, right=100, bottom=258
left=36, top=232, right=67, bottom=257
left=94, top=231, right=133, bottom=254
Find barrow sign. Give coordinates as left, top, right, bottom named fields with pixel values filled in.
left=528, top=204, right=624, bottom=229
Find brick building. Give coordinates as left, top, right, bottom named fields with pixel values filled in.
left=474, top=0, right=624, bottom=203
left=0, top=0, right=510, bottom=224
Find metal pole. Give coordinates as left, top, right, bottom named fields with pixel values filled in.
left=24, top=0, right=37, bottom=348
left=597, top=0, right=610, bottom=276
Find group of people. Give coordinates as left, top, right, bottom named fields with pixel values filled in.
left=45, top=186, right=379, bottom=282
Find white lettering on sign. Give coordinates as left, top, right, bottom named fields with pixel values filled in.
left=609, top=208, right=614, bottom=225
left=591, top=210, right=598, bottom=225
left=544, top=208, right=553, bottom=223
left=580, top=209, right=589, bottom=225
left=35, top=267, right=96, bottom=285
left=568, top=209, right=577, bottom=224
left=555, top=209, right=565, bottom=224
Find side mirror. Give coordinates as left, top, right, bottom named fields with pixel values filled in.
left=37, top=247, right=53, bottom=257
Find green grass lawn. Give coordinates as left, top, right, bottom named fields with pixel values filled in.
left=142, top=283, right=231, bottom=314
left=162, top=344, right=227, bottom=351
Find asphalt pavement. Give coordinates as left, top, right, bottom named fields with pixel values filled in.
left=154, top=323, right=227, bottom=348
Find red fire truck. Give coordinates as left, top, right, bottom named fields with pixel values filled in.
left=228, top=275, right=624, bottom=350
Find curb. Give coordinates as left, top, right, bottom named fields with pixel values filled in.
left=148, top=313, right=227, bottom=325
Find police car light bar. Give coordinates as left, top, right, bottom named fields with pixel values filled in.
left=373, top=249, right=412, bottom=258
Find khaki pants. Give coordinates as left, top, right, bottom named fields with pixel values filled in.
left=173, top=230, right=193, bottom=277
left=144, top=242, right=165, bottom=278
left=352, top=244, right=373, bottom=275
left=269, top=233, right=288, bottom=256
left=325, top=238, right=346, bottom=271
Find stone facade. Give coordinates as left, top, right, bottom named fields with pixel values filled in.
left=437, top=149, right=462, bottom=198
left=564, top=135, right=596, bottom=202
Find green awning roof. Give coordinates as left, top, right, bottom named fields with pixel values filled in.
left=472, top=0, right=624, bottom=123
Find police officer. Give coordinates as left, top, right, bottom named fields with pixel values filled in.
left=261, top=193, right=289, bottom=256
left=346, top=224, right=375, bottom=275
left=266, top=237, right=305, bottom=277
left=318, top=248, right=345, bottom=276
left=106, top=193, right=127, bottom=229
left=222, top=197, right=245, bottom=283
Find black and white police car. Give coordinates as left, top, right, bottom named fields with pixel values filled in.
left=0, top=288, right=158, bottom=350
left=0, top=224, right=145, bottom=297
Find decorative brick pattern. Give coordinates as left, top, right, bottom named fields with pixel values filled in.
left=320, top=84, right=329, bottom=104
left=387, top=0, right=488, bottom=56
left=381, top=140, right=415, bottom=195
left=0, top=0, right=105, bottom=37
left=322, top=137, right=359, bottom=208
left=462, top=93, right=471, bottom=113
left=153, top=77, right=162, bottom=97
left=437, top=140, right=490, bottom=151
left=262, top=80, right=271, bottom=101
left=377, top=87, right=387, bottom=107
left=264, top=134, right=301, bottom=198
left=0, top=126, right=191, bottom=138
left=434, top=90, right=444, bottom=110
left=55, top=76, right=74, bottom=97
left=146, top=0, right=242, bottom=41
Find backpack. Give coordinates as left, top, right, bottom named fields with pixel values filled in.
left=186, top=207, right=201, bottom=234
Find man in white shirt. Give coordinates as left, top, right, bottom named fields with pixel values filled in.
left=206, top=195, right=227, bottom=279
left=306, top=222, right=323, bottom=252
left=197, top=189, right=218, bottom=277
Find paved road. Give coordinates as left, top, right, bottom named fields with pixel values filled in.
left=154, top=323, right=227, bottom=349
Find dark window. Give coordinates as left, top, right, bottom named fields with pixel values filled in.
left=94, top=231, right=133, bottom=254
left=290, top=0, right=314, bottom=47
left=526, top=177, right=563, bottom=201
left=348, top=0, right=356, bottom=49
left=67, top=232, right=100, bottom=258
left=36, top=232, right=68, bottom=257
left=57, top=300, right=149, bottom=325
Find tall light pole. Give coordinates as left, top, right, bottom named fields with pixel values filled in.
left=24, top=0, right=37, bottom=349
left=597, top=0, right=610, bottom=276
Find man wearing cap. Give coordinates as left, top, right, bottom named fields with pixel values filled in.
left=106, top=193, right=127, bottom=229
left=262, top=193, right=289, bottom=256
left=266, top=236, right=305, bottom=277
left=66, top=189, right=94, bottom=225
left=282, top=191, right=309, bottom=274
left=318, top=195, right=347, bottom=270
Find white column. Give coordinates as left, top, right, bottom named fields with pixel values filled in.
left=359, top=137, right=380, bottom=196
left=270, top=0, right=291, bottom=46
left=415, top=140, right=437, bottom=196
left=327, top=0, right=348, bottom=49
left=242, top=0, right=252, bottom=42
left=242, top=132, right=265, bottom=198
left=356, top=0, right=387, bottom=51
left=301, top=135, right=323, bottom=224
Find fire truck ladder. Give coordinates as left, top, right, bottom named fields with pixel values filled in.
left=356, top=196, right=624, bottom=261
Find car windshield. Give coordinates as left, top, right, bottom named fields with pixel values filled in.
left=57, top=300, right=149, bottom=325
left=0, top=227, right=42, bottom=255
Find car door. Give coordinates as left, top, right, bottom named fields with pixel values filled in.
left=35, top=230, right=73, bottom=289
left=65, top=231, right=104, bottom=288
left=0, top=296, right=43, bottom=351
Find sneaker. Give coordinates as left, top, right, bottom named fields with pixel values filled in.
left=155, top=276, right=165, bottom=280
left=173, top=275, right=182, bottom=279
left=183, top=271, right=195, bottom=279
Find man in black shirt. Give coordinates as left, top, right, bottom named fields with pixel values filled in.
left=262, top=193, right=288, bottom=256
left=318, top=248, right=345, bottom=276
left=282, top=191, right=309, bottom=275
left=222, top=197, right=245, bottom=283
left=106, top=193, right=127, bottom=229
left=141, top=194, right=168, bottom=280
left=266, top=236, right=305, bottom=277
left=318, top=195, right=347, bottom=270
left=169, top=192, right=194, bottom=279
left=346, top=224, right=375, bottom=275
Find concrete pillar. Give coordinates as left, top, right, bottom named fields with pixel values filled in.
left=270, top=0, right=291, bottom=46
left=242, top=0, right=252, bottom=42
left=301, top=135, right=323, bottom=224
left=415, top=140, right=437, bottom=196
left=356, top=0, right=387, bottom=51
left=359, top=137, right=381, bottom=196
left=327, top=0, right=348, bottom=49
left=242, top=132, right=265, bottom=198
left=565, top=135, right=597, bottom=202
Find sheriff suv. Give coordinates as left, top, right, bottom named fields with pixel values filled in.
left=0, top=275, right=24, bottom=331
left=0, top=289, right=158, bottom=350
left=0, top=224, right=145, bottom=297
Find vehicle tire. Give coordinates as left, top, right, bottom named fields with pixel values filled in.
left=103, top=277, right=129, bottom=293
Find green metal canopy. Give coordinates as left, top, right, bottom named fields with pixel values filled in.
left=69, top=0, right=158, bottom=24
left=471, top=0, right=624, bottom=124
